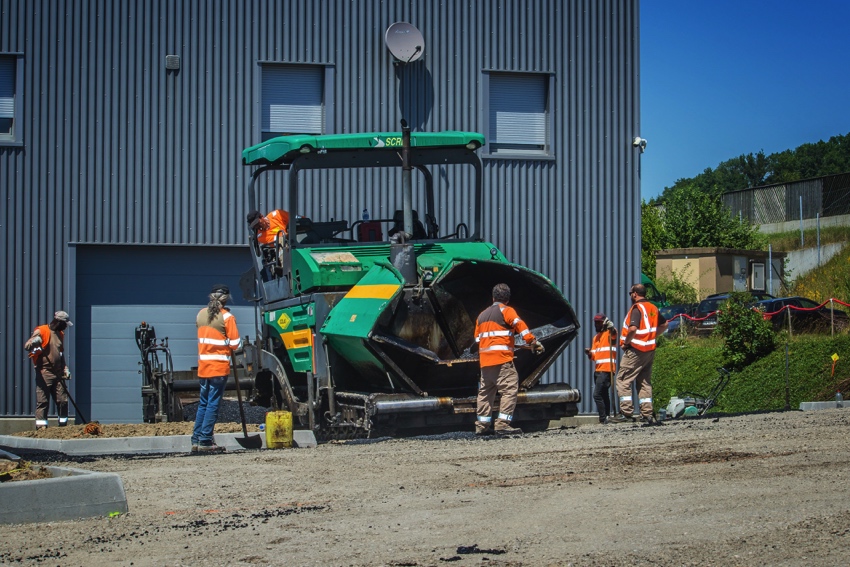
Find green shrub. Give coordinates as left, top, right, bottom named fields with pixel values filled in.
left=655, top=264, right=699, bottom=305
left=714, top=292, right=776, bottom=370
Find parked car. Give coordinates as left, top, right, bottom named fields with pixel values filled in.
left=659, top=303, right=698, bottom=336
left=753, top=296, right=849, bottom=332
left=693, top=292, right=775, bottom=336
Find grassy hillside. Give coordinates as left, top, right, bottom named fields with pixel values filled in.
left=791, top=240, right=850, bottom=303
left=764, top=225, right=850, bottom=253
left=653, top=334, right=850, bottom=414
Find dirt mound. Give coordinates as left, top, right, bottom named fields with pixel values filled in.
left=0, top=458, right=52, bottom=482
left=12, top=421, right=260, bottom=440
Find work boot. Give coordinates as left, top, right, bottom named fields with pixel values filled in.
left=494, top=424, right=523, bottom=436
left=475, top=422, right=493, bottom=436
left=197, top=443, right=226, bottom=453
left=610, top=414, right=635, bottom=423
left=599, top=416, right=610, bottom=425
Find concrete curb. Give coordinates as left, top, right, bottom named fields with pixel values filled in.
left=0, top=464, right=128, bottom=525
left=799, top=401, right=847, bottom=411
left=0, top=430, right=317, bottom=456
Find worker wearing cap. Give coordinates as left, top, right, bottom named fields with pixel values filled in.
left=247, top=209, right=290, bottom=245
left=613, top=284, right=667, bottom=426
left=473, top=283, right=544, bottom=436
left=193, top=284, right=241, bottom=452
left=584, top=312, right=617, bottom=424
left=24, top=311, right=73, bottom=430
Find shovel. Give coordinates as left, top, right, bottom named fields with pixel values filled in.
left=230, top=354, right=263, bottom=449
left=60, top=377, right=88, bottom=424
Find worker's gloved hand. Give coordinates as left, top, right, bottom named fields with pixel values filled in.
left=603, top=317, right=616, bottom=331
left=63, top=367, right=72, bottom=380
left=24, top=335, right=42, bottom=351
left=532, top=341, right=545, bottom=355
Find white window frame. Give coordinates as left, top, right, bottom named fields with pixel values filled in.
left=259, top=63, right=334, bottom=141
left=482, top=71, right=553, bottom=159
left=0, top=53, right=23, bottom=146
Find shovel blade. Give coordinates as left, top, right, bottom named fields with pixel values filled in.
left=236, top=434, right=263, bottom=449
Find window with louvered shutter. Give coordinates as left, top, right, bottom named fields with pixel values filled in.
left=489, top=73, right=549, bottom=155
left=0, top=57, right=15, bottom=139
left=261, top=65, right=324, bottom=139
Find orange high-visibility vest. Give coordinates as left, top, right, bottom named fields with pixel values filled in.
left=590, top=330, right=618, bottom=372
left=620, top=300, right=659, bottom=352
left=256, top=209, right=290, bottom=245
left=196, top=308, right=242, bottom=378
left=475, top=302, right=536, bottom=367
left=28, top=324, right=62, bottom=367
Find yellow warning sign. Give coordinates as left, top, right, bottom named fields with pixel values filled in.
left=832, top=353, right=840, bottom=362
left=277, top=312, right=292, bottom=330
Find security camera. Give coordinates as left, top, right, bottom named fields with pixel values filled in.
left=632, top=137, right=647, bottom=153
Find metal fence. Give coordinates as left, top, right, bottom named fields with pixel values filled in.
left=723, top=172, right=850, bottom=225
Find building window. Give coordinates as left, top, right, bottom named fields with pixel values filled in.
left=0, top=55, right=19, bottom=143
left=487, top=72, right=551, bottom=156
left=261, top=65, right=325, bottom=141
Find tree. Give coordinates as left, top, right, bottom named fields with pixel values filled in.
left=657, top=130, right=850, bottom=196
left=660, top=184, right=765, bottom=250
left=736, top=150, right=769, bottom=188
left=641, top=200, right=665, bottom=276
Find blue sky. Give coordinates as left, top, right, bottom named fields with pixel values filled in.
left=640, top=1, right=850, bottom=200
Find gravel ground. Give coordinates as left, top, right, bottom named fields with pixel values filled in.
left=2, top=408, right=850, bottom=566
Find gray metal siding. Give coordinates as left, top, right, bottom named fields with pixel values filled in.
left=1, top=0, right=641, bottom=416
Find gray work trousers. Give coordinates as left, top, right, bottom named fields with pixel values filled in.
left=616, top=347, right=655, bottom=418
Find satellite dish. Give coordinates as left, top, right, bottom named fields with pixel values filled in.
left=385, top=22, right=424, bottom=64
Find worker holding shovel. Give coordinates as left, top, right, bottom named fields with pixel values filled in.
left=24, top=311, right=73, bottom=430
left=193, top=284, right=242, bottom=453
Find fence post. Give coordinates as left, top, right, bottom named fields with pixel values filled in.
left=831, top=298, right=834, bottom=339
left=788, top=306, right=793, bottom=338
left=799, top=195, right=804, bottom=247
left=785, top=342, right=790, bottom=411
left=768, top=244, right=773, bottom=296
left=817, top=213, right=821, bottom=266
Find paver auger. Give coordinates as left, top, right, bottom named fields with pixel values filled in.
left=237, top=124, right=581, bottom=440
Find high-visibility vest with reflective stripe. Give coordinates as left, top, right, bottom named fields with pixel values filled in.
left=196, top=308, right=241, bottom=378
left=590, top=330, right=617, bottom=372
left=474, top=302, right=536, bottom=367
left=620, top=300, right=659, bottom=352
left=256, top=209, right=289, bottom=245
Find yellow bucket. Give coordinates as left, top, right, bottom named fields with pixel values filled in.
left=265, top=411, right=293, bottom=449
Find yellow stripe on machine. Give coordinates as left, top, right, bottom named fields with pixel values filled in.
left=281, top=328, right=313, bottom=350
left=344, top=284, right=400, bottom=300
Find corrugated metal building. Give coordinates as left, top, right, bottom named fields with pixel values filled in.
left=0, top=0, right=642, bottom=421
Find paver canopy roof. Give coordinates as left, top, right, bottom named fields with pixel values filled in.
left=242, top=131, right=485, bottom=166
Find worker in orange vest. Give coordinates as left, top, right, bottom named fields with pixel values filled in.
left=247, top=209, right=290, bottom=245
left=473, top=283, right=544, bottom=436
left=612, top=284, right=667, bottom=426
left=192, top=284, right=242, bottom=452
left=584, top=312, right=617, bottom=424
left=24, top=311, right=73, bottom=430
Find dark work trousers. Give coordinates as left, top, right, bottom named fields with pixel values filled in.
left=35, top=372, right=68, bottom=427
left=593, top=371, right=612, bottom=421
